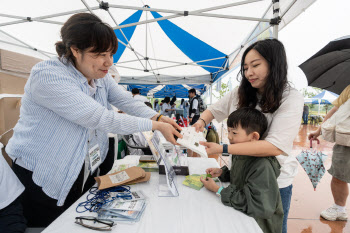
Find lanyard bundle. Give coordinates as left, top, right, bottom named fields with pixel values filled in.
left=76, top=186, right=132, bottom=213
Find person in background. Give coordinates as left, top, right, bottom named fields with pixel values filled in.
left=0, top=143, right=27, bottom=232
left=154, top=99, right=160, bottom=112
left=6, top=13, right=181, bottom=228
left=309, top=84, right=350, bottom=221
left=132, top=88, right=149, bottom=102
left=184, top=100, right=189, bottom=119
left=201, top=108, right=283, bottom=233
left=161, top=97, right=175, bottom=117
left=303, top=104, right=309, bottom=124
left=188, top=88, right=200, bottom=125
left=194, top=39, right=304, bottom=233
left=180, top=99, right=185, bottom=109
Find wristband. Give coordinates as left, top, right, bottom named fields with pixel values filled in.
left=222, top=144, right=228, bottom=155
left=216, top=187, right=224, bottom=197
left=156, top=115, right=163, bottom=121
left=199, top=117, right=207, bottom=126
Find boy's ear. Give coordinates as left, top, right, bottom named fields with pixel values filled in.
left=250, top=132, right=260, bottom=141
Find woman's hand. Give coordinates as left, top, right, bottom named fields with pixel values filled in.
left=200, top=177, right=220, bottom=193
left=192, top=119, right=205, bottom=132
left=157, top=115, right=182, bottom=132
left=206, top=168, right=223, bottom=178
left=200, top=141, right=223, bottom=155
left=152, top=121, right=182, bottom=145
left=308, top=127, right=321, bottom=140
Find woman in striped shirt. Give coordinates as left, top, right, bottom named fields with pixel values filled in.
left=6, top=13, right=181, bottom=227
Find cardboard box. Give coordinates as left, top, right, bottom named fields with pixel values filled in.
left=0, top=97, right=21, bottom=166
left=0, top=97, right=21, bottom=145
left=0, top=72, right=27, bottom=94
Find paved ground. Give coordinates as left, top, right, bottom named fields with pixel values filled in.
left=288, top=124, right=349, bottom=233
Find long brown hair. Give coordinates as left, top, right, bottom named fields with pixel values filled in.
left=238, top=39, right=289, bottom=113
left=55, top=13, right=118, bottom=65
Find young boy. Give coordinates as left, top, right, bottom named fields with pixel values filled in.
left=200, top=107, right=283, bottom=233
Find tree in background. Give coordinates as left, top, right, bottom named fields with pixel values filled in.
left=213, top=82, right=230, bottom=99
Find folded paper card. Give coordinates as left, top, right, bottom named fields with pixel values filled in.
left=177, top=127, right=208, bottom=158
left=95, top=166, right=150, bottom=190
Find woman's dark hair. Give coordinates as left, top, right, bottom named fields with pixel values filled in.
left=164, top=97, right=170, bottom=103
left=238, top=38, right=288, bottom=113
left=55, top=13, right=118, bottom=64
left=181, top=99, right=184, bottom=105
left=227, top=107, right=267, bottom=138
left=154, top=99, right=159, bottom=109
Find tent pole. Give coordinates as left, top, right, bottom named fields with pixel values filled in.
left=0, top=29, right=50, bottom=58
left=94, top=0, right=161, bottom=83
left=0, top=39, right=55, bottom=56
left=227, top=3, right=272, bottom=67
left=0, top=8, right=96, bottom=28
left=272, top=0, right=280, bottom=39
left=113, top=0, right=264, bottom=30
left=210, top=84, right=213, bottom=105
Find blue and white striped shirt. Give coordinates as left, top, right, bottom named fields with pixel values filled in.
left=6, top=57, right=157, bottom=206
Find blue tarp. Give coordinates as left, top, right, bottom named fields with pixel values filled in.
left=116, top=10, right=227, bottom=98
left=113, top=10, right=143, bottom=63
left=127, top=84, right=206, bottom=98
left=305, top=90, right=339, bottom=104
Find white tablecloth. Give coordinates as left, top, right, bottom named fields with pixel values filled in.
left=43, top=173, right=262, bottom=233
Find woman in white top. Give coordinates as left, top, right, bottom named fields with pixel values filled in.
left=161, top=97, right=174, bottom=117
left=194, top=39, right=303, bottom=233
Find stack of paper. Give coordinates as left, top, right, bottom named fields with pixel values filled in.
left=182, top=174, right=207, bottom=190
left=137, top=162, right=159, bottom=172
left=177, top=127, right=208, bottom=158
left=95, top=167, right=151, bottom=190
left=98, top=191, right=147, bottom=223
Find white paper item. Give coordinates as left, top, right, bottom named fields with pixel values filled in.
left=177, top=127, right=208, bottom=158
left=187, top=157, right=220, bottom=175
left=109, top=171, right=130, bottom=184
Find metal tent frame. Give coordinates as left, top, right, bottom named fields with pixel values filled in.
left=0, top=0, right=316, bottom=98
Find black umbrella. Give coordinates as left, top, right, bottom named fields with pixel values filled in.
left=299, top=36, right=350, bottom=95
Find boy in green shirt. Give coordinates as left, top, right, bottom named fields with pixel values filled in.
left=201, top=107, right=283, bottom=233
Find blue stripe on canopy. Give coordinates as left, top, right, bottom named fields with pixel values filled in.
left=113, top=10, right=143, bottom=63
left=127, top=84, right=207, bottom=98
left=150, top=11, right=227, bottom=74
left=127, top=84, right=158, bottom=96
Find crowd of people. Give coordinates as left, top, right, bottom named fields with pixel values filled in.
left=1, top=12, right=349, bottom=233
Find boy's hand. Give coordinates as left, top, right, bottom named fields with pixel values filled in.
left=200, top=177, right=219, bottom=193
left=200, top=141, right=223, bottom=155
left=206, top=168, right=223, bottom=178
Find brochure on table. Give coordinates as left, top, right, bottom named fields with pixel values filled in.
left=151, top=130, right=179, bottom=197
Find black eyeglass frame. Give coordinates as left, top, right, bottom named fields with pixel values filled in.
left=75, top=216, right=114, bottom=231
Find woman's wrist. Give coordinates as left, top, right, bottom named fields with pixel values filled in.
left=152, top=121, right=163, bottom=131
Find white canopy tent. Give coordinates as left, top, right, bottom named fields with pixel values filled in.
left=0, top=0, right=316, bottom=97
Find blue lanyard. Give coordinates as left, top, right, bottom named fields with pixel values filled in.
left=76, top=186, right=132, bottom=213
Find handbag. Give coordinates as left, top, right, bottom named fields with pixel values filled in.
left=321, top=99, right=350, bottom=146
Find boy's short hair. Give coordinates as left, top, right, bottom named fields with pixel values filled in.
left=227, top=107, right=268, bottom=138
left=132, top=88, right=140, bottom=94
left=188, top=88, right=196, bottom=94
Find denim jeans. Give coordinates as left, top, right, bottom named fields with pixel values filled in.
left=280, top=185, right=293, bottom=233
left=302, top=113, right=308, bottom=124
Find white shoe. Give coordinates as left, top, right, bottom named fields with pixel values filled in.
left=320, top=205, right=348, bottom=221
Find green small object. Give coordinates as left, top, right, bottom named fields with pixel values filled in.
left=206, top=174, right=212, bottom=178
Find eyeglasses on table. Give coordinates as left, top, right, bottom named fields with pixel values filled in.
left=75, top=216, right=115, bottom=231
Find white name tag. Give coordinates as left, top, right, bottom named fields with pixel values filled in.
left=89, top=144, right=101, bottom=174
left=109, top=171, right=130, bottom=184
